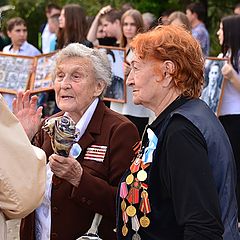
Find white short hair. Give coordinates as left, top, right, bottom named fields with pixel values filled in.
left=53, top=43, right=112, bottom=97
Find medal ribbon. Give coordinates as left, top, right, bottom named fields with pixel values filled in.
left=131, top=215, right=140, bottom=232
left=140, top=194, right=151, bottom=214
left=120, top=182, right=128, bottom=199
left=142, top=128, right=158, bottom=164
left=122, top=211, right=128, bottom=223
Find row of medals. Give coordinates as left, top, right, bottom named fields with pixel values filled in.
left=120, top=146, right=151, bottom=240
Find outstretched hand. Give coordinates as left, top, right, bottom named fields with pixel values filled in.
left=12, top=90, right=43, bottom=141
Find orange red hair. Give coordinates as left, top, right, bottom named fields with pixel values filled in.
left=130, top=25, right=204, bottom=98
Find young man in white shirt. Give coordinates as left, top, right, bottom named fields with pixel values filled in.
left=2, top=17, right=41, bottom=110
left=3, top=17, right=40, bottom=56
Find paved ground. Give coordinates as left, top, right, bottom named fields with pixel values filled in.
left=6, top=219, right=20, bottom=240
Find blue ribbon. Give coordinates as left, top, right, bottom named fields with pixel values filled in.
left=142, top=128, right=158, bottom=164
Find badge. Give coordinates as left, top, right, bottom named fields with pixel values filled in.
left=126, top=173, right=134, bottom=185
left=137, top=170, right=147, bottom=181
left=132, top=232, right=141, bottom=240
left=122, top=224, right=128, bottom=236
left=121, top=200, right=127, bottom=211
left=126, top=205, right=136, bottom=217
left=140, top=215, right=150, bottom=228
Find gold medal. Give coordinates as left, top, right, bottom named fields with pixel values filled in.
left=140, top=215, right=150, bottom=228
left=126, top=173, right=134, bottom=185
left=126, top=205, right=136, bottom=217
left=121, top=199, right=127, bottom=211
left=122, top=224, right=128, bottom=236
left=137, top=170, right=147, bottom=181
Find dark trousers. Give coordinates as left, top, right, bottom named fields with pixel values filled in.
left=219, top=114, right=240, bottom=220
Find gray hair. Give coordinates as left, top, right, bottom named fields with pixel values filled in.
left=53, top=43, right=112, bottom=98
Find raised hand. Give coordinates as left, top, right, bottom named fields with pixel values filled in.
left=12, top=90, right=43, bottom=140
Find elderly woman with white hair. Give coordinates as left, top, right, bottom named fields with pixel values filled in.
left=18, top=43, right=139, bottom=240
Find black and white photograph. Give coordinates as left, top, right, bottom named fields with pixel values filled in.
left=31, top=52, right=57, bottom=92
left=98, top=46, right=126, bottom=103
left=200, top=57, right=228, bottom=114
left=0, top=53, right=33, bottom=93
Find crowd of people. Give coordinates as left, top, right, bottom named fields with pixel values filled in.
left=0, top=2, right=240, bottom=240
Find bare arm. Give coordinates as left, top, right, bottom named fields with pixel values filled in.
left=221, top=63, right=240, bottom=91
left=87, top=5, right=112, bottom=46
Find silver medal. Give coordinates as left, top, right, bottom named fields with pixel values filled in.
left=132, top=232, right=141, bottom=240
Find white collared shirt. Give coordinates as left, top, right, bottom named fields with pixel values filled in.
left=3, top=41, right=41, bottom=57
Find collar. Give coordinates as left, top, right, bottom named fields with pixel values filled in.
left=64, top=98, right=99, bottom=140
left=9, top=41, right=27, bottom=53
left=149, top=96, right=189, bottom=131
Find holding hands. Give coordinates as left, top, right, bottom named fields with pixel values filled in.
left=12, top=90, right=43, bottom=141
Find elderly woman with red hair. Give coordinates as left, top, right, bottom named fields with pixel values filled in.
left=116, top=25, right=239, bottom=240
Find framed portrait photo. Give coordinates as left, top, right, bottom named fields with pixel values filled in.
left=97, top=46, right=126, bottom=103
left=30, top=51, right=57, bottom=93
left=200, top=57, right=228, bottom=115
left=0, top=53, right=34, bottom=94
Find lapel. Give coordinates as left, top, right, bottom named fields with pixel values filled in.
left=78, top=100, right=106, bottom=150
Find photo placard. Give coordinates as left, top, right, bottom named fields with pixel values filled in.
left=97, top=46, right=126, bottom=103
left=200, top=57, right=228, bottom=115
left=30, top=51, right=57, bottom=93
left=0, top=53, right=34, bottom=94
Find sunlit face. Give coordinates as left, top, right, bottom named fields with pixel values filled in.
left=127, top=53, right=164, bottom=109
left=7, top=24, right=27, bottom=48
left=54, top=57, right=104, bottom=122
left=59, top=9, right=65, bottom=28
left=208, top=65, right=220, bottom=87
left=186, top=9, right=194, bottom=24
left=96, top=24, right=106, bottom=38
left=123, top=16, right=137, bottom=41
left=101, top=18, right=118, bottom=38
left=217, top=22, right=223, bottom=46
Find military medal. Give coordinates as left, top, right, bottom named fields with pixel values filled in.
left=140, top=215, right=150, bottom=228
left=126, top=173, right=134, bottom=185
left=132, top=232, right=141, bottom=240
left=130, top=157, right=141, bottom=173
left=120, top=133, right=156, bottom=238
left=127, top=186, right=139, bottom=204
left=137, top=169, right=147, bottom=181
left=126, top=205, right=136, bottom=217
left=122, top=224, right=128, bottom=236
left=121, top=199, right=127, bottom=211
left=131, top=215, right=141, bottom=240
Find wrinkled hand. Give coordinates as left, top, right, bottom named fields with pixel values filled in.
left=221, top=63, right=236, bottom=81
left=49, top=154, right=83, bottom=187
left=12, top=90, right=43, bottom=141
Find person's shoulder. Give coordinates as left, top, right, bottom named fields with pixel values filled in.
left=25, top=42, right=41, bottom=55
left=166, top=113, right=203, bottom=141
left=2, top=44, right=11, bottom=52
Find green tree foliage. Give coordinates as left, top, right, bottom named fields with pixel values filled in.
left=0, top=0, right=239, bottom=55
